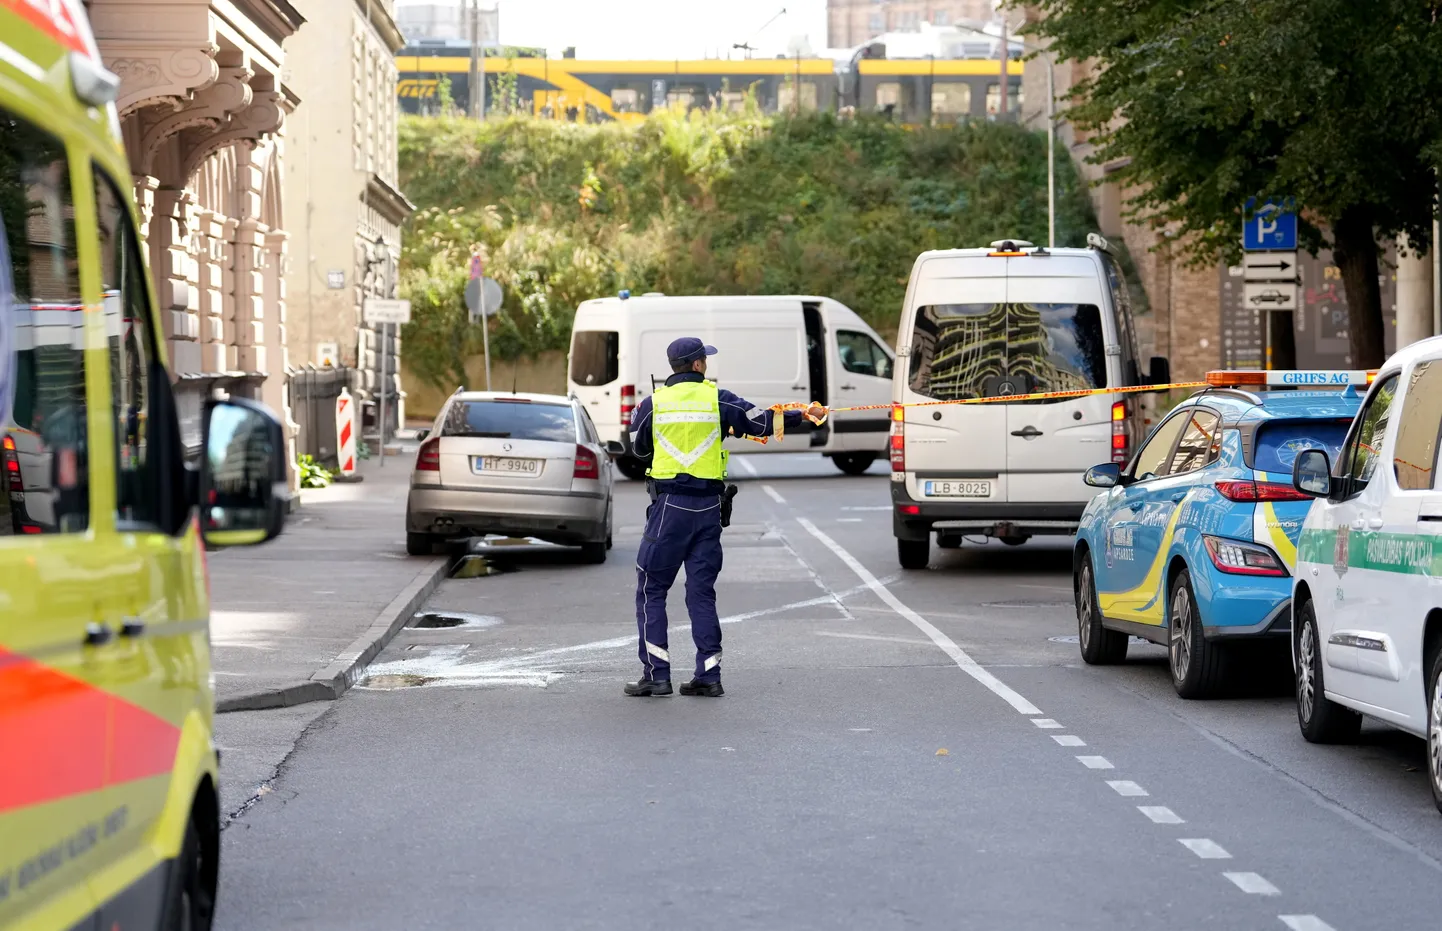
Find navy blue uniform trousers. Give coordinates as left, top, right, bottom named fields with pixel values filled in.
left=635, top=492, right=723, bottom=683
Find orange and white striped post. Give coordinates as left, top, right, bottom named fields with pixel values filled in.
left=336, top=387, right=357, bottom=477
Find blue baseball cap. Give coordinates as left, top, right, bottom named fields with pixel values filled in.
left=667, top=336, right=717, bottom=365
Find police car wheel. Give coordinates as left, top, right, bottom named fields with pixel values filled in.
left=1426, top=650, right=1442, bottom=814
left=1168, top=569, right=1228, bottom=699
left=898, top=537, right=929, bottom=570
left=1295, top=599, right=1362, bottom=744
left=1077, top=557, right=1127, bottom=665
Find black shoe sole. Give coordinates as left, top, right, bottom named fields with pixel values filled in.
left=624, top=683, right=673, bottom=697
left=679, top=683, right=724, bottom=697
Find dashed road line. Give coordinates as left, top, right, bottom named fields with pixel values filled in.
left=1179, top=838, right=1232, bottom=859
left=1107, top=780, right=1148, bottom=797
left=813, top=631, right=935, bottom=647
left=1279, top=917, right=1335, bottom=931
left=762, top=484, right=787, bottom=504
left=1076, top=756, right=1113, bottom=770
left=796, top=517, right=1042, bottom=716
left=1031, top=718, right=1063, bottom=729
left=1052, top=735, right=1086, bottom=747
left=734, top=456, right=760, bottom=477
left=1138, top=806, right=1184, bottom=824
left=1224, top=872, right=1280, bottom=896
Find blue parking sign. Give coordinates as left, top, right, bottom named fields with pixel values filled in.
left=1243, top=197, right=1298, bottom=250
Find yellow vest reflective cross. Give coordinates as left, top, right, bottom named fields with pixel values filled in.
left=649, top=380, right=726, bottom=480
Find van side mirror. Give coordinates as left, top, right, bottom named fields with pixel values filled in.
left=1147, top=356, right=1170, bottom=386
left=201, top=397, right=286, bottom=547
left=1084, top=462, right=1122, bottom=488
left=604, top=440, right=626, bottom=457
left=1293, top=448, right=1332, bottom=498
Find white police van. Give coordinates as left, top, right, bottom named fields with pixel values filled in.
left=1289, top=335, right=1442, bottom=812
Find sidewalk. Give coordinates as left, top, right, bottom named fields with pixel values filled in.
left=208, top=452, right=448, bottom=712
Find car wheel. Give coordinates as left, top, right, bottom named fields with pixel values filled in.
left=1077, top=556, right=1127, bottom=665
left=1295, top=598, right=1362, bottom=743
left=898, top=537, right=929, bottom=570
left=1429, top=649, right=1442, bottom=814
left=999, top=535, right=1028, bottom=547
left=616, top=456, right=647, bottom=481
left=832, top=453, right=876, bottom=476
left=1168, top=569, right=1228, bottom=699
left=580, top=541, right=607, bottom=564
left=406, top=531, right=438, bottom=556
left=162, top=809, right=218, bottom=931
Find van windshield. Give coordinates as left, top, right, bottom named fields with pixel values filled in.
left=907, top=303, right=1108, bottom=402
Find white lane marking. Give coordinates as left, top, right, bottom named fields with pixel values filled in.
left=1031, top=718, right=1063, bottom=729
left=1077, top=756, right=1113, bottom=769
left=1138, top=806, right=1184, bottom=824
left=735, top=456, right=760, bottom=477
left=1107, top=780, right=1149, bottom=797
left=814, top=631, right=935, bottom=646
left=762, top=484, right=787, bottom=504
left=841, top=506, right=891, bottom=511
left=837, top=518, right=863, bottom=522
left=1224, top=872, right=1280, bottom=895
left=1052, top=735, right=1086, bottom=747
left=796, top=517, right=1042, bottom=716
left=849, top=728, right=872, bottom=732
left=1179, top=838, right=1232, bottom=859
left=1280, top=917, right=1336, bottom=931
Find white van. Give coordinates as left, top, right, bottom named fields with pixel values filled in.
left=889, top=238, right=1168, bottom=569
left=567, top=294, right=896, bottom=480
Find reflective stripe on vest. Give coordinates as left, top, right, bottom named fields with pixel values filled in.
left=649, top=381, right=725, bottom=480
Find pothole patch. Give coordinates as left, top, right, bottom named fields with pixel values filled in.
left=362, top=674, right=433, bottom=689
left=406, top=611, right=502, bottom=630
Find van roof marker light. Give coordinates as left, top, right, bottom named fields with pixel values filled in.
left=1204, top=370, right=1376, bottom=388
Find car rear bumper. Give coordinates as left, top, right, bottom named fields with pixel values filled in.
left=891, top=483, right=1085, bottom=540
left=1201, top=599, right=1293, bottom=641
left=407, top=485, right=608, bottom=544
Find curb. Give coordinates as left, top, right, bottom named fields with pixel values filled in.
left=216, top=555, right=450, bottom=713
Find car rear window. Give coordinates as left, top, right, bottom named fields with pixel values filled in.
left=442, top=401, right=577, bottom=442
left=570, top=330, right=619, bottom=386
left=907, top=302, right=1108, bottom=401
left=1253, top=420, right=1351, bottom=475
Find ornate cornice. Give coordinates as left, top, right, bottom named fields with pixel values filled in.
left=111, top=46, right=221, bottom=118
left=180, top=89, right=285, bottom=181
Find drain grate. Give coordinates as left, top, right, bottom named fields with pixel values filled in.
left=406, top=611, right=504, bottom=629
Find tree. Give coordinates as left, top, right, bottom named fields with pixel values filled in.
left=1026, top=0, right=1442, bottom=366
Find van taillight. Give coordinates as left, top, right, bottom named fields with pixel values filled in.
left=620, top=385, right=636, bottom=428
left=889, top=405, right=905, bottom=472
left=574, top=444, right=600, bottom=480
left=415, top=437, right=441, bottom=472
left=1111, top=400, right=1129, bottom=464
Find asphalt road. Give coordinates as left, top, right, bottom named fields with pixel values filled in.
left=217, top=454, right=1442, bottom=931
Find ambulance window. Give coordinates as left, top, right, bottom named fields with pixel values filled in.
left=94, top=167, right=161, bottom=528
left=1393, top=360, right=1442, bottom=491
left=0, top=108, right=89, bottom=535
left=1340, top=374, right=1399, bottom=496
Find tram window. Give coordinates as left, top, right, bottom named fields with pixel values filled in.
left=876, top=82, right=902, bottom=112
left=718, top=91, right=748, bottom=113
left=930, top=82, right=972, bottom=121
left=666, top=88, right=699, bottom=110
left=777, top=81, right=818, bottom=113
left=612, top=88, right=642, bottom=113
left=986, top=82, right=1024, bottom=117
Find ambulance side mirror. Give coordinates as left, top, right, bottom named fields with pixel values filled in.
left=1293, top=448, right=1332, bottom=498
left=201, top=398, right=287, bottom=547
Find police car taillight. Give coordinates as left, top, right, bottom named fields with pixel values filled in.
left=620, top=385, right=636, bottom=428
left=1111, top=400, right=1129, bottom=464
left=1206, top=370, right=1377, bottom=388
left=1202, top=535, right=1287, bottom=576
left=889, top=405, right=905, bottom=472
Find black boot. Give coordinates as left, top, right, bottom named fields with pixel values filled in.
left=679, top=679, right=724, bottom=697
left=624, top=677, right=672, bottom=697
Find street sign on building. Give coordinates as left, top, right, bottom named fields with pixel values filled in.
left=1243, top=198, right=1298, bottom=250
left=316, top=341, right=339, bottom=367
left=326, top=270, right=345, bottom=289
left=363, top=298, right=412, bottom=325
left=1242, top=251, right=1298, bottom=282
left=1244, top=281, right=1299, bottom=312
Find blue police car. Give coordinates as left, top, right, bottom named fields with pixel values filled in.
left=1072, top=371, right=1366, bottom=698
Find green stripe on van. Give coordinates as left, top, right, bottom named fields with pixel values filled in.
left=1298, top=527, right=1442, bottom=576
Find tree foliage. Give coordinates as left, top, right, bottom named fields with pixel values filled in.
left=1027, top=0, right=1442, bottom=366
left=398, top=109, right=1097, bottom=390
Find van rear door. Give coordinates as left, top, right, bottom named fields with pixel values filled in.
left=1002, top=262, right=1115, bottom=505
left=897, top=258, right=1008, bottom=499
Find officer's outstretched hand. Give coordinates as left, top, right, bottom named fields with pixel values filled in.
left=805, top=401, right=829, bottom=423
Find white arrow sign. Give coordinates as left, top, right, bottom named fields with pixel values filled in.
left=1243, top=281, right=1298, bottom=312
left=1243, top=251, right=1298, bottom=282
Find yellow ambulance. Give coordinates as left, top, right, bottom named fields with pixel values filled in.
left=0, top=1, right=287, bottom=927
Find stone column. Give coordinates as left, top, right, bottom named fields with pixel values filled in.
left=230, top=217, right=266, bottom=379
left=132, top=174, right=159, bottom=247
left=195, top=209, right=227, bottom=374
left=263, top=230, right=300, bottom=490
left=150, top=187, right=201, bottom=376
left=1397, top=232, right=1435, bottom=350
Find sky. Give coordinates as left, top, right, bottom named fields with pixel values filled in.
left=491, top=1, right=830, bottom=59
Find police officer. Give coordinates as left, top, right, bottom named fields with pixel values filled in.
left=624, top=337, right=826, bottom=697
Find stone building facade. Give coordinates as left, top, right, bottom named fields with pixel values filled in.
left=827, top=0, right=998, bottom=48
left=284, top=0, right=413, bottom=441
left=88, top=0, right=304, bottom=452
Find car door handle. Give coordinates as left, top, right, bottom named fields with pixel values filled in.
left=83, top=622, right=113, bottom=647
left=1010, top=426, right=1043, bottom=439
left=840, top=384, right=856, bottom=390
left=1351, top=519, right=1365, bottom=530
left=1367, top=518, right=1384, bottom=530
left=120, top=617, right=145, bottom=638
left=791, top=385, right=806, bottom=391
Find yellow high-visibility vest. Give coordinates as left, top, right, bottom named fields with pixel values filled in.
left=649, top=380, right=726, bottom=480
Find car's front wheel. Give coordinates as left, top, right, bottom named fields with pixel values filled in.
left=1295, top=598, right=1362, bottom=743
left=1169, top=569, right=1228, bottom=699
left=1428, top=649, right=1442, bottom=814
left=1077, top=556, right=1127, bottom=665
